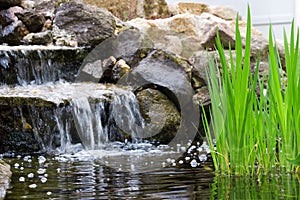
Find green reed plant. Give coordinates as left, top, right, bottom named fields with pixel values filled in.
left=203, top=6, right=300, bottom=175
left=272, top=21, right=300, bottom=172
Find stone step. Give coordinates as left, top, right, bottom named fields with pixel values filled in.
left=0, top=82, right=141, bottom=153
left=0, top=45, right=88, bottom=85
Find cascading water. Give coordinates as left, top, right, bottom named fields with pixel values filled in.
left=0, top=46, right=87, bottom=85
left=16, top=49, right=57, bottom=85
left=109, top=90, right=145, bottom=142
left=71, top=89, right=145, bottom=151
left=71, top=97, right=107, bottom=150
left=0, top=81, right=146, bottom=154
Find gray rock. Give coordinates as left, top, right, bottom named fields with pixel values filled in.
left=34, top=0, right=57, bottom=19
left=76, top=28, right=153, bottom=82
left=0, top=6, right=23, bottom=26
left=52, top=24, right=77, bottom=47
left=118, top=50, right=200, bottom=146
left=111, top=59, right=131, bottom=82
left=21, top=0, right=35, bottom=9
left=53, top=1, right=116, bottom=47
left=16, top=10, right=46, bottom=32
left=136, top=88, right=180, bottom=144
left=199, top=13, right=236, bottom=49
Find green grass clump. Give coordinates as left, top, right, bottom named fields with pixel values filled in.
left=203, top=6, right=300, bottom=175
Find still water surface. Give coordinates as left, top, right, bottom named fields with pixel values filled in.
left=3, top=152, right=300, bottom=199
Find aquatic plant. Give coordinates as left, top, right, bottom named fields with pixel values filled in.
left=203, top=6, right=300, bottom=175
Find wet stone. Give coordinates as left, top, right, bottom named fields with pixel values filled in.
left=0, top=45, right=88, bottom=85
left=0, top=82, right=142, bottom=153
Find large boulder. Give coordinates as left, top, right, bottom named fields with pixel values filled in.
left=136, top=88, right=180, bottom=144
left=117, top=50, right=200, bottom=145
left=53, top=1, right=116, bottom=47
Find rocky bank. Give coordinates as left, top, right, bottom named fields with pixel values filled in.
left=0, top=0, right=286, bottom=149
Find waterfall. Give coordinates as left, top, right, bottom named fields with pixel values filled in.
left=0, top=45, right=86, bottom=85
left=16, top=50, right=57, bottom=85
left=0, top=81, right=144, bottom=153
left=110, top=90, right=144, bottom=141
left=54, top=108, right=73, bottom=153
left=72, top=98, right=107, bottom=150
left=71, top=89, right=144, bottom=150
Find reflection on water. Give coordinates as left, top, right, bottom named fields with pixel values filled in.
left=3, top=154, right=300, bottom=199
left=213, top=173, right=300, bottom=199
left=4, top=155, right=214, bottom=199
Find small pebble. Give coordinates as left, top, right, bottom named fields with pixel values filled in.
left=47, top=192, right=52, bottom=196
left=178, top=160, right=184, bottom=164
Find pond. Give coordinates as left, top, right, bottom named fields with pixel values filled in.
left=2, top=143, right=300, bottom=200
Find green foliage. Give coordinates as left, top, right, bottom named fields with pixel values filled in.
left=203, top=6, right=300, bottom=175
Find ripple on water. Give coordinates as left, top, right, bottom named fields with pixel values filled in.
left=3, top=141, right=215, bottom=199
